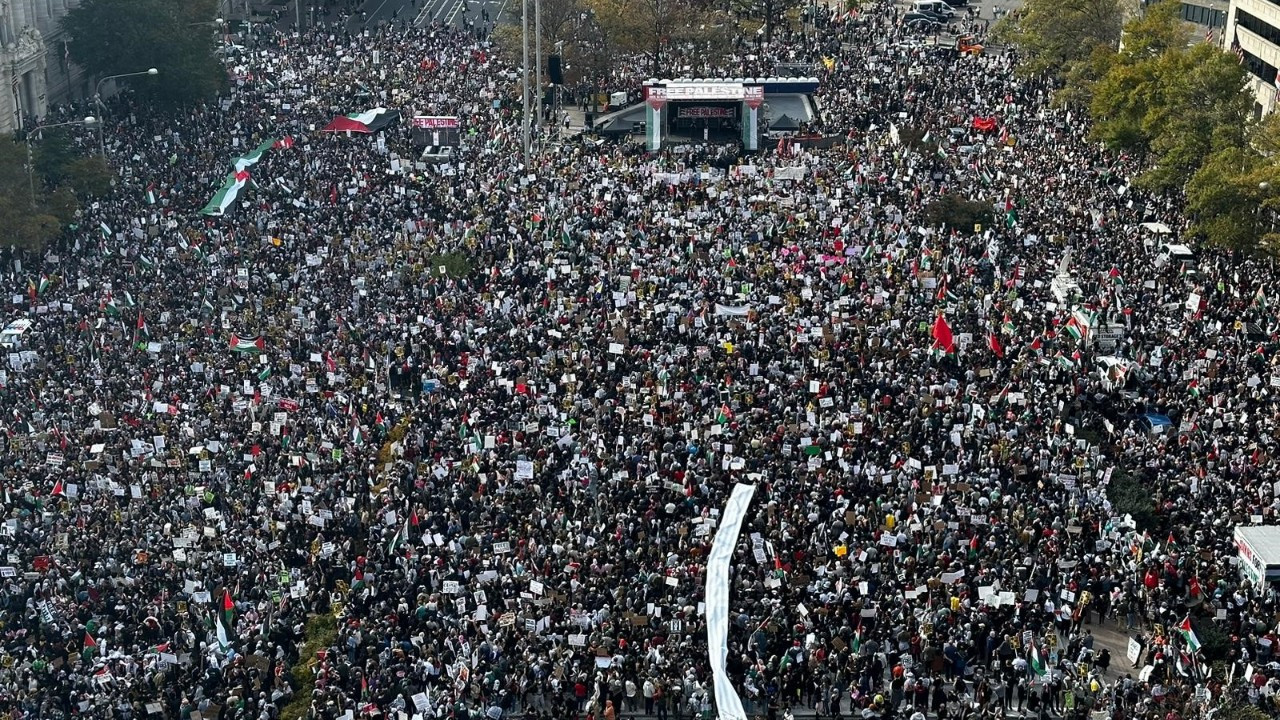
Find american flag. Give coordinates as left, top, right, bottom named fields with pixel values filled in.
left=1232, top=38, right=1246, bottom=64
left=1205, top=27, right=1215, bottom=44
left=10, top=73, right=17, bottom=97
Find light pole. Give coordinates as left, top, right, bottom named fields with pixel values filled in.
left=26, top=117, right=97, bottom=209
left=94, top=68, right=159, bottom=156
left=521, top=0, right=530, bottom=165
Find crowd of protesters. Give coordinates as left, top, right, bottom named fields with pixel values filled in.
left=0, top=2, right=1277, bottom=720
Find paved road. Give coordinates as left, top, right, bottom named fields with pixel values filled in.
left=414, top=0, right=509, bottom=29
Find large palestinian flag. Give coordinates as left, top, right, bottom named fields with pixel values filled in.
left=322, top=108, right=400, bottom=134
left=200, top=170, right=251, bottom=216
left=201, top=136, right=293, bottom=216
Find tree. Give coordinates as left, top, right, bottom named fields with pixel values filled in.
left=731, top=0, right=800, bottom=43
left=923, top=193, right=994, bottom=233
left=1090, top=41, right=1251, bottom=191
left=990, top=0, right=1122, bottom=78
left=1186, top=145, right=1280, bottom=252
left=61, top=0, right=224, bottom=107
left=585, top=0, right=718, bottom=76
left=0, top=138, right=77, bottom=252
left=32, top=129, right=112, bottom=198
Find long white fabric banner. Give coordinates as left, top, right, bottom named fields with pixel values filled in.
left=706, top=482, right=756, bottom=720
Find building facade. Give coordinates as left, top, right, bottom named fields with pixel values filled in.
left=0, top=0, right=88, bottom=135
left=1226, top=0, right=1280, bottom=116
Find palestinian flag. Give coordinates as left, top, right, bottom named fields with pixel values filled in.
left=83, top=631, right=98, bottom=658
left=1108, top=267, right=1124, bottom=286
left=1255, top=286, right=1268, bottom=310
left=103, top=298, right=121, bottom=318
left=352, top=423, right=365, bottom=446
left=217, top=589, right=235, bottom=648
left=230, top=335, right=265, bottom=353
left=1029, top=643, right=1047, bottom=677
left=1175, top=651, right=1195, bottom=677
left=232, top=138, right=277, bottom=171
left=148, top=642, right=171, bottom=655
left=145, top=183, right=158, bottom=205
left=100, top=222, right=112, bottom=239
left=257, top=366, right=272, bottom=381
left=51, top=479, right=65, bottom=497
left=1001, top=314, right=1015, bottom=335
left=1064, top=316, right=1084, bottom=342
left=134, top=313, right=150, bottom=346
left=321, top=108, right=401, bottom=134
left=200, top=170, right=251, bottom=217
left=387, top=518, right=410, bottom=555
left=1187, top=379, right=1201, bottom=398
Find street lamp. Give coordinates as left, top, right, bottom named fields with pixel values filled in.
left=26, top=116, right=97, bottom=209
left=93, top=68, right=159, bottom=156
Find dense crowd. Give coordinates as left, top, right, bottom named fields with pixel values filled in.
left=0, top=2, right=1275, bottom=720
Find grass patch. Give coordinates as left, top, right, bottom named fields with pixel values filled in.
left=429, top=252, right=472, bottom=279
left=279, top=613, right=339, bottom=720
left=1105, top=469, right=1157, bottom=533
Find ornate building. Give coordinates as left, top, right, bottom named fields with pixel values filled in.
left=0, top=0, right=87, bottom=134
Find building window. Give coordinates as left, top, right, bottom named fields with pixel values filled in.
left=1182, top=3, right=1225, bottom=26
left=1236, top=11, right=1280, bottom=83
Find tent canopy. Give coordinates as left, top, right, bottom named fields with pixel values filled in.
left=771, top=114, right=800, bottom=131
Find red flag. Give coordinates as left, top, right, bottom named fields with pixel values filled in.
left=410, top=508, right=419, bottom=527
left=931, top=314, right=954, bottom=354
left=1029, top=336, right=1042, bottom=352
left=988, top=333, right=1003, bottom=358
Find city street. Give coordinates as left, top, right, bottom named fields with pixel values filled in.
left=414, top=0, right=509, bottom=27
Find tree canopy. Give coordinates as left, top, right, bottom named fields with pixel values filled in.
left=0, top=133, right=109, bottom=252
left=991, top=0, right=1123, bottom=78
left=1078, top=1, right=1250, bottom=191
left=61, top=0, right=224, bottom=106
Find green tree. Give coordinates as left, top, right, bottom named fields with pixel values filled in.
left=0, top=138, right=77, bottom=252
left=923, top=193, right=994, bottom=233
left=990, top=0, right=1122, bottom=78
left=1117, top=0, right=1191, bottom=59
left=1186, top=145, right=1280, bottom=252
left=61, top=0, right=224, bottom=107
left=1057, top=43, right=1120, bottom=109
left=1091, top=42, right=1250, bottom=190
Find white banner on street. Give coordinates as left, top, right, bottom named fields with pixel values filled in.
left=706, top=482, right=756, bottom=720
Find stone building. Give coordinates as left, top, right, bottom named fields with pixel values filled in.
left=0, top=0, right=88, bottom=134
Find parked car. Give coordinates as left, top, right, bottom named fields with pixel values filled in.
left=902, top=12, right=942, bottom=30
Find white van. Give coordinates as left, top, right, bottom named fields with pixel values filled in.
left=912, top=1, right=956, bottom=17
left=0, top=319, right=32, bottom=350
